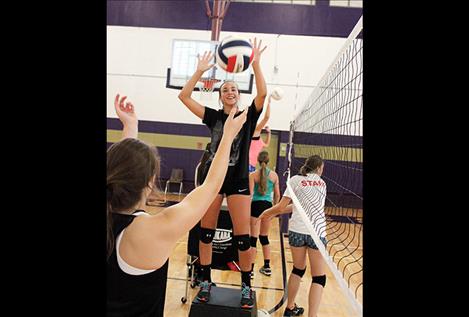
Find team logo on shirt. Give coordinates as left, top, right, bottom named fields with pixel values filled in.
left=301, top=180, right=325, bottom=187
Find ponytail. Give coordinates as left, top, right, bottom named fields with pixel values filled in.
left=299, top=165, right=313, bottom=176
left=300, top=155, right=324, bottom=176
left=258, top=162, right=267, bottom=195
left=257, top=151, right=270, bottom=195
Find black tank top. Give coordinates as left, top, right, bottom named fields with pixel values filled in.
left=107, top=211, right=169, bottom=317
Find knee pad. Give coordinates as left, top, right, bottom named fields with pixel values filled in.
left=199, top=227, right=216, bottom=244
left=291, top=266, right=306, bottom=278
left=250, top=236, right=258, bottom=248
left=233, top=234, right=251, bottom=251
left=259, top=235, right=269, bottom=246
left=312, top=275, right=326, bottom=287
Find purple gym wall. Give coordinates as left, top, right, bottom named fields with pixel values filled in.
left=108, top=118, right=362, bottom=206
left=107, top=0, right=362, bottom=38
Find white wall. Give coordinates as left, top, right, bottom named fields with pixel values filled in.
left=107, top=26, right=346, bottom=131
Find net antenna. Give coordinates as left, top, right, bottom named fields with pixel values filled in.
left=287, top=15, right=363, bottom=316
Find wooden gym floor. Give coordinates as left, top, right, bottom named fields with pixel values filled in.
left=145, top=193, right=362, bottom=317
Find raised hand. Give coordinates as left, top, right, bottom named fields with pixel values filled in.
left=114, top=94, right=138, bottom=139
left=223, top=107, right=248, bottom=140
left=250, top=37, right=267, bottom=64
left=196, top=51, right=216, bottom=73
left=114, top=94, right=137, bottom=127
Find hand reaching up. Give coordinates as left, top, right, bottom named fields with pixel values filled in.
left=114, top=94, right=137, bottom=127
left=196, top=51, right=215, bottom=73
left=223, top=107, right=248, bottom=140
left=114, top=94, right=138, bottom=139
left=250, top=37, right=267, bottom=64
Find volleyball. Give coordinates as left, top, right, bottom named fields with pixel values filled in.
left=271, top=87, right=284, bottom=101
left=216, top=36, right=253, bottom=73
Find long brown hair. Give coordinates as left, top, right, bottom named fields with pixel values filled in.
left=299, top=155, right=323, bottom=176
left=106, top=138, right=160, bottom=259
left=257, top=151, right=269, bottom=195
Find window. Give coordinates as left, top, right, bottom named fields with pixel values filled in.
left=330, top=0, right=363, bottom=8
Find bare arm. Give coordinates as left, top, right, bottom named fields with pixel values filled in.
left=249, top=172, right=255, bottom=199
left=253, top=123, right=263, bottom=137
left=114, top=94, right=138, bottom=139
left=281, top=204, right=293, bottom=213
left=253, top=95, right=271, bottom=136
left=178, top=51, right=215, bottom=120
left=272, top=172, right=280, bottom=204
left=263, top=126, right=271, bottom=147
left=258, top=196, right=292, bottom=222
left=250, top=38, right=267, bottom=113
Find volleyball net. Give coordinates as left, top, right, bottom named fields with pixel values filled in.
left=286, top=15, right=363, bottom=316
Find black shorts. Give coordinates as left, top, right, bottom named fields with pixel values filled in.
left=251, top=200, right=273, bottom=218
left=201, top=164, right=250, bottom=197
left=219, top=177, right=250, bottom=196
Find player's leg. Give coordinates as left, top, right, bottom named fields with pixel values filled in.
left=258, top=201, right=273, bottom=276
left=249, top=212, right=261, bottom=278
left=196, top=194, right=223, bottom=302
left=306, top=237, right=327, bottom=317
left=227, top=192, right=253, bottom=308
left=284, top=231, right=308, bottom=316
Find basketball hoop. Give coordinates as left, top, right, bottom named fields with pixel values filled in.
left=198, top=78, right=220, bottom=101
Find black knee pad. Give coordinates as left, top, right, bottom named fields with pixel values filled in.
left=312, top=274, right=326, bottom=287
left=199, top=227, right=216, bottom=244
left=292, top=266, right=306, bottom=278
left=250, top=236, right=258, bottom=248
left=259, top=235, right=269, bottom=246
left=233, top=234, right=251, bottom=251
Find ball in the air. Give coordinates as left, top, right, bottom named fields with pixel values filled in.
left=271, top=87, right=284, bottom=101
left=216, top=36, right=253, bottom=73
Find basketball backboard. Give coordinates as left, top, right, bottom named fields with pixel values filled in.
left=166, top=39, right=254, bottom=94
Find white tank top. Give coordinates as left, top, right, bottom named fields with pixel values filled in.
left=115, top=211, right=155, bottom=275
